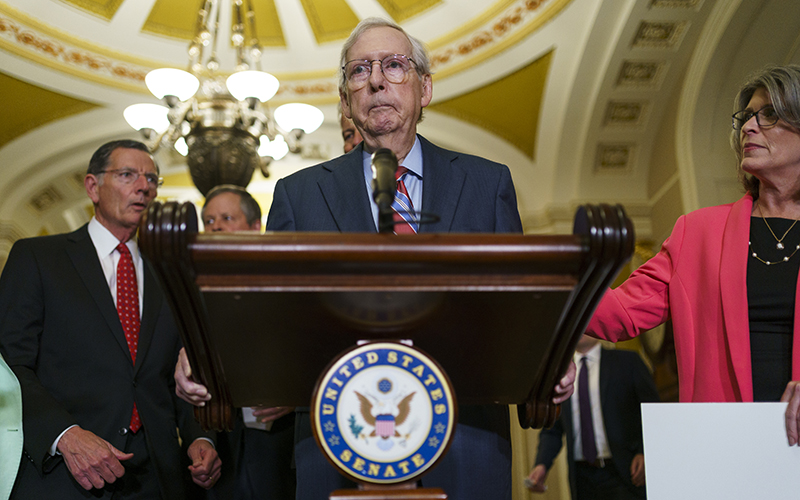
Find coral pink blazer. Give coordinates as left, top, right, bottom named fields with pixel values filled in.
left=588, top=193, right=800, bottom=402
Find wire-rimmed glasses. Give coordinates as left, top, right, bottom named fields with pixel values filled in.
left=343, top=54, right=417, bottom=90
left=101, top=168, right=163, bottom=188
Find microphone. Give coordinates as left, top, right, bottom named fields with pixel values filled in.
left=371, top=148, right=397, bottom=232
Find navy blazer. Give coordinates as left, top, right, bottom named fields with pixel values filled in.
left=0, top=225, right=209, bottom=499
left=267, top=135, right=523, bottom=234
left=535, top=348, right=660, bottom=499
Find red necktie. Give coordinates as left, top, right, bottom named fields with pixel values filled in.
left=116, top=242, right=142, bottom=433
left=392, top=166, right=418, bottom=234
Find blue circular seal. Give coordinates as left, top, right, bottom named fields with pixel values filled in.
left=311, top=342, right=456, bottom=485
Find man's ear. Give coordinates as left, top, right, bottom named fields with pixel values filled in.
left=84, top=174, right=101, bottom=205
left=420, top=73, right=433, bottom=108
left=251, top=219, right=263, bottom=232
left=340, top=91, right=352, bottom=119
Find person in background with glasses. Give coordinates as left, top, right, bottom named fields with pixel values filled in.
left=174, top=17, right=577, bottom=500
left=586, top=65, right=800, bottom=444
left=0, top=139, right=220, bottom=499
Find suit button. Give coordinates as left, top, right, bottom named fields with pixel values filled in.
left=119, top=427, right=129, bottom=436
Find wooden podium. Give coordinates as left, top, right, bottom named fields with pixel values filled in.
left=139, top=201, right=633, bottom=435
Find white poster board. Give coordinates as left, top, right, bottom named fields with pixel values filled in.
left=642, top=403, right=800, bottom=500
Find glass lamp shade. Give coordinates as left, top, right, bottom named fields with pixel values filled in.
left=274, top=103, right=324, bottom=134
left=226, top=71, right=279, bottom=102
left=174, top=137, right=189, bottom=156
left=123, top=103, right=170, bottom=133
left=258, top=135, right=289, bottom=160
left=145, top=68, right=199, bottom=101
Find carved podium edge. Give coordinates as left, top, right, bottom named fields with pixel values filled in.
left=139, top=202, right=633, bottom=432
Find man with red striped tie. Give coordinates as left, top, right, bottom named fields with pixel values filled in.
left=176, top=17, right=576, bottom=500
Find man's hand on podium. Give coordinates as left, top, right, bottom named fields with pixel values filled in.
left=552, top=360, right=576, bottom=404
left=175, top=347, right=211, bottom=406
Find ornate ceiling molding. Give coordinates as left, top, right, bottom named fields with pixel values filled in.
left=428, top=0, right=573, bottom=79
left=0, top=2, right=149, bottom=92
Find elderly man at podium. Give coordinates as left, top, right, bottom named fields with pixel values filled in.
left=176, top=17, right=575, bottom=500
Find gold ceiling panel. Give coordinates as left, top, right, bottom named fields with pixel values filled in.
left=142, top=0, right=201, bottom=41
left=142, top=0, right=286, bottom=47
left=428, top=50, right=553, bottom=161
left=249, top=0, right=286, bottom=48
left=58, top=0, right=124, bottom=21
left=299, top=0, right=359, bottom=44
left=0, top=71, right=99, bottom=149
left=374, top=0, right=441, bottom=23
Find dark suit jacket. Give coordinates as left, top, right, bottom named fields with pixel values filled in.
left=267, top=135, right=522, bottom=234
left=0, top=224, right=209, bottom=499
left=266, top=136, right=523, bottom=498
left=535, top=348, right=659, bottom=500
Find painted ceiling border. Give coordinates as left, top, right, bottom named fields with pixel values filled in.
left=427, top=0, right=573, bottom=81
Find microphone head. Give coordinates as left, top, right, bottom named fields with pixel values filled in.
left=371, top=148, right=397, bottom=166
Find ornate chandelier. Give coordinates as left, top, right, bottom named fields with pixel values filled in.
left=123, top=0, right=323, bottom=196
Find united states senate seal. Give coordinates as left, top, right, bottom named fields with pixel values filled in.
left=311, top=342, right=456, bottom=484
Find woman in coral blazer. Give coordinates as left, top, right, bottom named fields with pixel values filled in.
left=588, top=64, right=800, bottom=444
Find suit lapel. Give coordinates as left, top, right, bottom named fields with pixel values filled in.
left=318, top=146, right=377, bottom=232
left=719, top=195, right=754, bottom=401
left=419, top=137, right=465, bottom=233
left=66, top=226, right=131, bottom=361
left=135, top=259, right=162, bottom=374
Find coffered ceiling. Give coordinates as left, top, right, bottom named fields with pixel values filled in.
left=0, top=0, right=799, bottom=263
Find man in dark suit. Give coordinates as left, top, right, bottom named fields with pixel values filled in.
left=175, top=17, right=575, bottom=500
left=527, top=335, right=659, bottom=499
left=268, top=16, right=568, bottom=500
left=197, top=185, right=297, bottom=500
left=0, top=140, right=221, bottom=499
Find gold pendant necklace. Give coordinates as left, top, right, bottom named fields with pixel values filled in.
left=756, top=201, right=799, bottom=250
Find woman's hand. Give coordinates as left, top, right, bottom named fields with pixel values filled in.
left=780, top=381, right=800, bottom=445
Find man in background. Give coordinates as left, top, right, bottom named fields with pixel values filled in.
left=339, top=105, right=363, bottom=153
left=527, top=335, right=659, bottom=499
left=201, top=184, right=263, bottom=233
left=0, top=139, right=220, bottom=499
left=198, top=184, right=297, bottom=500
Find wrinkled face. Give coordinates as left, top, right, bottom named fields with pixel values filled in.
left=202, top=192, right=257, bottom=232
left=740, top=87, right=800, bottom=179
left=85, top=147, right=157, bottom=240
left=340, top=26, right=432, bottom=143
left=340, top=114, right=363, bottom=153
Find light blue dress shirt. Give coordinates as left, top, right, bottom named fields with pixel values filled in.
left=362, top=135, right=423, bottom=231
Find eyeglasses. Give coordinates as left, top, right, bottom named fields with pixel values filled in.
left=343, top=54, right=417, bottom=89
left=101, top=168, right=163, bottom=188
left=732, top=105, right=779, bottom=130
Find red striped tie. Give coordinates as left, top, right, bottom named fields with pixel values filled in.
left=116, top=243, right=142, bottom=433
left=392, top=166, right=418, bottom=234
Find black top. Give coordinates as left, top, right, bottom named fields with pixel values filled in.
left=747, top=216, right=799, bottom=401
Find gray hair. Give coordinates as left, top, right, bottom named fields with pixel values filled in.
left=202, top=184, right=262, bottom=227
left=338, top=17, right=432, bottom=95
left=731, top=64, right=800, bottom=198
left=87, top=140, right=155, bottom=177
